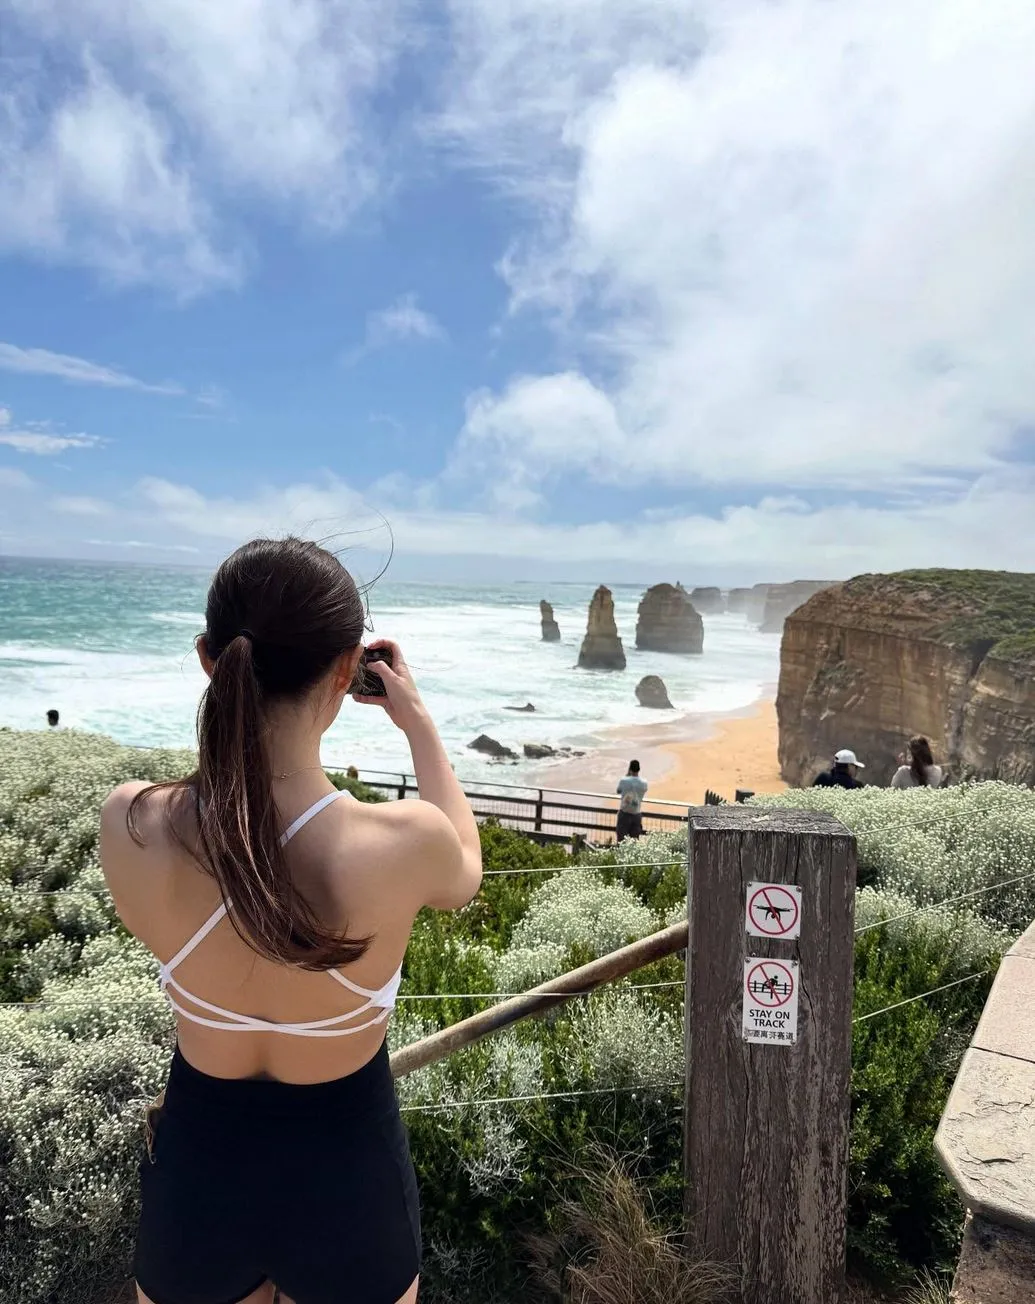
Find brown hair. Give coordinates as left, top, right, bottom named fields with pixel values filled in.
left=909, top=736, right=935, bottom=786
left=130, top=537, right=369, bottom=969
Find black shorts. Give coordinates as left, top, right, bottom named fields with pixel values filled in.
left=135, top=1039, right=421, bottom=1304
left=616, top=811, right=643, bottom=841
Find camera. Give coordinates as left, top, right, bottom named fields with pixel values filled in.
left=358, top=646, right=393, bottom=698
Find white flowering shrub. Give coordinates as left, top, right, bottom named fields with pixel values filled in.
left=558, top=987, right=684, bottom=1090
left=495, top=869, right=654, bottom=990
left=754, top=783, right=1035, bottom=934
left=0, top=943, right=172, bottom=1303
left=0, top=730, right=194, bottom=1001
left=855, top=888, right=1013, bottom=972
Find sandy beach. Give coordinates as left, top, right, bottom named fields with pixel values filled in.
left=532, top=697, right=786, bottom=806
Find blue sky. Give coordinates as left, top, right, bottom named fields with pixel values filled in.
left=1, top=0, right=1034, bottom=584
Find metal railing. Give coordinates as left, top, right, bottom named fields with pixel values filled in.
left=329, top=764, right=689, bottom=843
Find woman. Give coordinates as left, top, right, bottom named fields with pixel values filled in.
left=100, top=537, right=483, bottom=1304
left=891, top=736, right=944, bottom=789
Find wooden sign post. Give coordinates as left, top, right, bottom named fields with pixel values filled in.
left=684, top=807, right=856, bottom=1304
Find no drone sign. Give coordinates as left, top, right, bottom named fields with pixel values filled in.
left=745, top=882, right=802, bottom=940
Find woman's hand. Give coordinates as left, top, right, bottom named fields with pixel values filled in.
left=352, top=640, right=428, bottom=734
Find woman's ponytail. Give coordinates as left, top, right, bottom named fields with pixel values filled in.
left=130, top=537, right=371, bottom=969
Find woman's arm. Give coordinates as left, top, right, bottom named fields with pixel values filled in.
left=356, top=640, right=482, bottom=909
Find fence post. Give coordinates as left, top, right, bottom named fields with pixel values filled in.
left=684, top=806, right=856, bottom=1304
left=534, top=789, right=544, bottom=834
left=398, top=774, right=407, bottom=802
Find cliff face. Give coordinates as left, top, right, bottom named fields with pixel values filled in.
left=761, top=581, right=834, bottom=632
left=635, top=583, right=704, bottom=654
left=777, top=570, right=1035, bottom=787
left=578, top=586, right=626, bottom=670
left=540, top=600, right=560, bottom=642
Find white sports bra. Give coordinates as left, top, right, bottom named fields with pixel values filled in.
left=158, top=790, right=403, bottom=1037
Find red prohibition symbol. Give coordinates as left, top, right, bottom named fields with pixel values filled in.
left=745, top=961, right=795, bottom=1008
left=748, top=884, right=800, bottom=936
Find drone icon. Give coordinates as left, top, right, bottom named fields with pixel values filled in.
left=747, top=884, right=801, bottom=936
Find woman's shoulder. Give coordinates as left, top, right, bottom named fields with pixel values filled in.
left=101, top=781, right=181, bottom=843
left=350, top=794, right=460, bottom=850
left=890, top=766, right=913, bottom=788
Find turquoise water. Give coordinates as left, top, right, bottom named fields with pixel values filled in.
left=0, top=557, right=781, bottom=778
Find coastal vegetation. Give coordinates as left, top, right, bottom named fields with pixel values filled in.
left=797, top=568, right=1035, bottom=662
left=1, top=729, right=1032, bottom=1301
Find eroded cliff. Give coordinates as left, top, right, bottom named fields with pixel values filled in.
left=777, top=570, right=1035, bottom=787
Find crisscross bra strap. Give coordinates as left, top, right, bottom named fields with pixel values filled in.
left=158, top=788, right=402, bottom=1036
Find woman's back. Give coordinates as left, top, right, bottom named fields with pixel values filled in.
left=102, top=775, right=457, bottom=1083
left=891, top=763, right=944, bottom=789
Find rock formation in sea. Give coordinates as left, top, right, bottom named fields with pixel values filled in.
left=636, top=675, right=673, bottom=709
left=468, top=734, right=517, bottom=760
left=729, top=583, right=772, bottom=625
left=540, top=600, right=561, bottom=642
left=760, top=581, right=834, bottom=632
left=690, top=586, right=725, bottom=615
left=777, top=570, right=1035, bottom=787
left=523, top=742, right=556, bottom=759
left=504, top=703, right=536, bottom=713
left=578, top=586, right=626, bottom=670
left=635, top=583, right=704, bottom=654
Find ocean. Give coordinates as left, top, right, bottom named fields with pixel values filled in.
left=0, top=557, right=781, bottom=782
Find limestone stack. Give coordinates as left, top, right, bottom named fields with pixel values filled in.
left=777, top=570, right=1035, bottom=787
left=690, top=586, right=725, bottom=615
left=578, top=586, right=626, bottom=670
left=636, top=675, right=673, bottom=709
left=540, top=600, right=561, bottom=642
left=760, top=581, right=833, bottom=632
left=635, top=583, right=704, bottom=654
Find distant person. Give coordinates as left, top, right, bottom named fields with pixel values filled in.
left=813, top=749, right=866, bottom=790
left=346, top=765, right=359, bottom=780
left=46, top=710, right=59, bottom=728
left=616, top=759, right=648, bottom=841
left=891, top=737, right=944, bottom=789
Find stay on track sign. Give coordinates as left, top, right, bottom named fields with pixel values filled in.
left=742, top=958, right=800, bottom=1045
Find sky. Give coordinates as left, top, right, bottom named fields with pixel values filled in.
left=1, top=0, right=1034, bottom=586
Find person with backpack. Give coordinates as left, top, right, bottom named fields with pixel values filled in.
left=616, top=759, right=648, bottom=840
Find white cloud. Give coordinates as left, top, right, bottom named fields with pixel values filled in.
left=0, top=61, right=236, bottom=294
left=0, top=342, right=181, bottom=393
left=0, top=0, right=411, bottom=291
left=0, top=467, right=35, bottom=490
left=436, top=0, right=1035, bottom=502
left=345, top=294, right=446, bottom=364
left=51, top=495, right=110, bottom=516
left=0, top=431, right=101, bottom=455
left=121, top=467, right=1035, bottom=579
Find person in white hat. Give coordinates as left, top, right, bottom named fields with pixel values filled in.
left=812, top=748, right=866, bottom=789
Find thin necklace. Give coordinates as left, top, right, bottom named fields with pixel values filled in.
left=272, top=764, right=325, bottom=781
